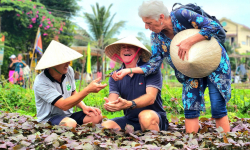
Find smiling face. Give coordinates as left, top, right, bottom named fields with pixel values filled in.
left=142, top=17, right=162, bottom=33
left=120, top=44, right=140, bottom=64
left=53, top=61, right=70, bottom=74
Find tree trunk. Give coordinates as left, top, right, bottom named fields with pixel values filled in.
left=97, top=55, right=100, bottom=72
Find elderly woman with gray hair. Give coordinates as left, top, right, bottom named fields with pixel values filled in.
left=112, top=0, right=231, bottom=133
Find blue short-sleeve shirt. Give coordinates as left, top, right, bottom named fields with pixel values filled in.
left=109, top=59, right=166, bottom=121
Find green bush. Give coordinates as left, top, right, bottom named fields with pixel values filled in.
left=0, top=74, right=250, bottom=120
left=0, top=82, right=36, bottom=114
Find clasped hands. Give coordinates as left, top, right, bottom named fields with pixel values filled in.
left=104, top=97, right=131, bottom=112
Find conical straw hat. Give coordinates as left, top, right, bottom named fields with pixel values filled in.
left=35, top=40, right=83, bottom=70
left=105, top=36, right=152, bottom=64
left=170, top=29, right=222, bottom=78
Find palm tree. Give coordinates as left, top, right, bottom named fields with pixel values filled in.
left=84, top=3, right=126, bottom=72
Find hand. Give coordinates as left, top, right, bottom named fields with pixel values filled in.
left=86, top=77, right=107, bottom=93
left=177, top=38, right=192, bottom=61
left=112, top=69, right=130, bottom=81
left=103, top=97, right=120, bottom=111
left=104, top=97, right=131, bottom=112
left=83, top=106, right=101, bottom=117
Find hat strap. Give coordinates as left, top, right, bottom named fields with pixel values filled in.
left=52, top=67, right=63, bottom=75
left=113, top=48, right=141, bottom=64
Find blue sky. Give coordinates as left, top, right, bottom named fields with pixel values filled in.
left=72, top=0, right=250, bottom=39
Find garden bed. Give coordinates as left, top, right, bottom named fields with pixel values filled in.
left=0, top=112, right=250, bottom=150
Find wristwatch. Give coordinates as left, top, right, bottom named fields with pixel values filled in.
left=129, top=100, right=136, bottom=109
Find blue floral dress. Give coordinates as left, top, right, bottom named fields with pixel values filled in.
left=140, top=8, right=231, bottom=111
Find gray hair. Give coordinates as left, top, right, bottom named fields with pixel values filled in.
left=138, top=0, right=169, bottom=21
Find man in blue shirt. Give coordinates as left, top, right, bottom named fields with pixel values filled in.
left=102, top=36, right=168, bottom=131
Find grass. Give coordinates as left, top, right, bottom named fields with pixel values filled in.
left=1, top=75, right=250, bottom=122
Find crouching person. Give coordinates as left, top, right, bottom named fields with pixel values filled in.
left=102, top=36, right=169, bottom=131
left=34, top=40, right=107, bottom=127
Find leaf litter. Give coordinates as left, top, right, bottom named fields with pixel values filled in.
left=0, top=112, right=250, bottom=149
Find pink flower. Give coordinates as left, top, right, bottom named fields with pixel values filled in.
left=42, top=16, right=46, bottom=19
left=33, top=5, right=36, bottom=9
left=47, top=21, right=51, bottom=24
left=36, top=11, right=39, bottom=14
left=28, top=24, right=33, bottom=28
left=44, top=27, right=47, bottom=30
left=41, top=6, right=43, bottom=9
left=46, top=25, right=50, bottom=29
left=50, top=24, right=53, bottom=27
left=52, top=19, right=54, bottom=21
left=26, top=12, right=30, bottom=15
left=16, top=14, right=20, bottom=17
left=49, top=12, right=51, bottom=14
left=47, top=18, right=50, bottom=21
left=39, top=24, right=43, bottom=27
left=36, top=15, right=38, bottom=18
left=22, top=11, right=24, bottom=14
left=59, top=28, right=63, bottom=31
left=31, top=18, right=36, bottom=22
left=43, top=33, right=48, bottom=36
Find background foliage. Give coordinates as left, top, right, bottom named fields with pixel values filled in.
left=0, top=0, right=80, bottom=78
left=0, top=74, right=249, bottom=121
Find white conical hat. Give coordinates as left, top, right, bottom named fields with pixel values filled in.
left=35, top=40, right=83, bottom=70
left=170, top=29, right=222, bottom=78
left=104, top=36, right=152, bottom=64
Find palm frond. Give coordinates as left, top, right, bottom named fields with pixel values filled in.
left=83, top=3, right=126, bottom=48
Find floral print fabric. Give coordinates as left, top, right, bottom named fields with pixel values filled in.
left=140, top=8, right=231, bottom=111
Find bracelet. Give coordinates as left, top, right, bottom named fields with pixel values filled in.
left=129, top=68, right=132, bottom=74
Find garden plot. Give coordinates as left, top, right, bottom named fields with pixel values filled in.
left=0, top=112, right=250, bottom=149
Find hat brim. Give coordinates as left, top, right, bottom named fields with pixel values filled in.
left=105, top=36, right=152, bottom=64
left=35, top=40, right=83, bottom=70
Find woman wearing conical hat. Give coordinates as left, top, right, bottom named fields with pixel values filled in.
left=102, top=36, right=169, bottom=131
left=112, top=0, right=231, bottom=133
left=34, top=40, right=107, bottom=127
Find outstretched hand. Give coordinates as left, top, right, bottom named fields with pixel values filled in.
left=86, top=77, right=107, bottom=93
left=111, top=69, right=130, bottom=81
